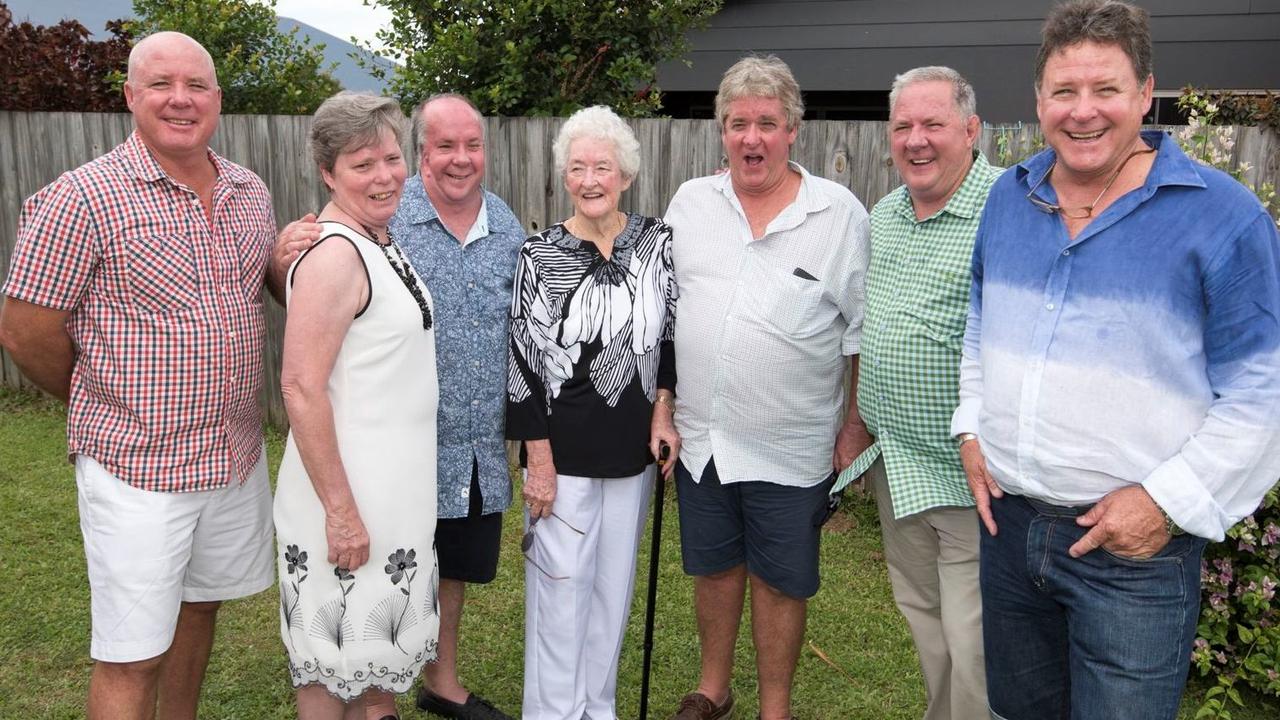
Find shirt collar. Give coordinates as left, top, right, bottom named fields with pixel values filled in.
left=401, top=174, right=493, bottom=245
left=715, top=161, right=832, bottom=233
left=896, top=151, right=995, bottom=223
left=1016, top=129, right=1207, bottom=193
left=121, top=130, right=249, bottom=188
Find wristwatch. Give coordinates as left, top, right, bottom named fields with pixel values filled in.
left=955, top=432, right=978, bottom=447
left=1157, top=505, right=1185, bottom=536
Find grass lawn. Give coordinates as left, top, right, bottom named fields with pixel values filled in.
left=1, top=387, right=1276, bottom=719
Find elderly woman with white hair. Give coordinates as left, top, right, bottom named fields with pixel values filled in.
left=507, top=105, right=678, bottom=720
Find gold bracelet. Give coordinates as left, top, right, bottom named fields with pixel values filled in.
left=655, top=394, right=674, bottom=408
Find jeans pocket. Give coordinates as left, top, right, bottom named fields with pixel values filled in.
left=1098, top=534, right=1204, bottom=565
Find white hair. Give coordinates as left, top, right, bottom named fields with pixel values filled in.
left=552, top=105, right=641, bottom=181
left=888, top=66, right=977, bottom=118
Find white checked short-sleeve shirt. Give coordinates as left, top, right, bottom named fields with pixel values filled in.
left=665, top=162, right=870, bottom=488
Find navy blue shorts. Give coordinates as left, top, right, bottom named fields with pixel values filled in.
left=675, top=457, right=834, bottom=599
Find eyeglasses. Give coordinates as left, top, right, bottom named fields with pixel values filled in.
left=522, top=512, right=585, bottom=580
left=814, top=471, right=843, bottom=528
left=1025, top=145, right=1155, bottom=219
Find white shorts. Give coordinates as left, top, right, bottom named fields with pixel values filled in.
left=76, top=451, right=275, bottom=663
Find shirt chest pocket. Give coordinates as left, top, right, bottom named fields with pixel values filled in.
left=741, top=259, right=825, bottom=336
left=122, top=234, right=200, bottom=314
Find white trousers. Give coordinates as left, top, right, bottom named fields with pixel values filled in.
left=522, top=466, right=655, bottom=720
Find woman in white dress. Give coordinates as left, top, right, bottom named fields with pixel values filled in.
left=276, top=92, right=439, bottom=720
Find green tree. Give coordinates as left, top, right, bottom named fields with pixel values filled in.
left=126, top=0, right=340, bottom=115
left=366, top=0, right=722, bottom=117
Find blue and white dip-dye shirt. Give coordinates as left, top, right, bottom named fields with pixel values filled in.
left=392, top=176, right=526, bottom=518
left=952, top=130, right=1280, bottom=541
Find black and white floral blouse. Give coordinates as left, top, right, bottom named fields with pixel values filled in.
left=507, top=213, right=677, bottom=478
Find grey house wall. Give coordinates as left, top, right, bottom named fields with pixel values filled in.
left=657, top=0, right=1280, bottom=122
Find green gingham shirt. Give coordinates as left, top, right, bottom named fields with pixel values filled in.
left=853, top=153, right=1001, bottom=518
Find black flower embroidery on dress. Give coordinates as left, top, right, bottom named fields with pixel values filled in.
left=384, top=548, right=417, bottom=584
left=364, top=547, right=419, bottom=653
left=309, top=565, right=357, bottom=648
left=285, top=545, right=309, bottom=575
left=280, top=545, right=312, bottom=650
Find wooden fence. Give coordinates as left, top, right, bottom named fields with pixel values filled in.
left=1, top=111, right=1277, bottom=427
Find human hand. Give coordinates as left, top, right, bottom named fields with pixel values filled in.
left=325, top=503, right=370, bottom=571
left=833, top=420, right=873, bottom=472
left=524, top=442, right=557, bottom=520
left=649, top=400, right=681, bottom=480
left=274, top=213, right=323, bottom=280
left=1069, top=485, right=1170, bottom=559
left=960, top=438, right=1001, bottom=536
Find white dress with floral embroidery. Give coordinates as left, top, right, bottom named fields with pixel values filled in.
left=274, top=222, right=440, bottom=699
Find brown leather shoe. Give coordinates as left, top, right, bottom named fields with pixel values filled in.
left=669, top=690, right=734, bottom=720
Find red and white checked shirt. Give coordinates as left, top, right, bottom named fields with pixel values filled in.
left=3, top=131, right=276, bottom=492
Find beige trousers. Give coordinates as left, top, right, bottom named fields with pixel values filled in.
left=870, top=458, right=989, bottom=720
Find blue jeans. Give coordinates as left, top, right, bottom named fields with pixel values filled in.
left=982, top=493, right=1207, bottom=720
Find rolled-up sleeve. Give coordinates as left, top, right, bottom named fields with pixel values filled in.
left=1142, top=211, right=1280, bottom=540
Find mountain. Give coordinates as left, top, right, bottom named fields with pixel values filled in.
left=3, top=0, right=389, bottom=93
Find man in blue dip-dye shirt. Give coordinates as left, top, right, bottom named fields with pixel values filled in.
left=394, top=94, right=525, bottom=720
left=950, top=2, right=1280, bottom=719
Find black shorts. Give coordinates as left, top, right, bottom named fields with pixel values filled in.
left=435, top=462, right=504, bottom=584
left=675, top=456, right=834, bottom=599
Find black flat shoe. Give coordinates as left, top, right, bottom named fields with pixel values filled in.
left=415, top=686, right=514, bottom=720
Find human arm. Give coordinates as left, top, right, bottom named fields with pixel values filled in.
left=1073, top=211, right=1280, bottom=551
left=279, top=237, right=371, bottom=570
left=506, top=244, right=558, bottom=518
left=951, top=214, right=1001, bottom=535
left=267, top=213, right=323, bottom=305
left=649, top=384, right=680, bottom=480
left=834, top=355, right=874, bottom=471
left=649, top=237, right=680, bottom=478
left=1, top=177, right=101, bottom=403
left=0, top=298, right=74, bottom=403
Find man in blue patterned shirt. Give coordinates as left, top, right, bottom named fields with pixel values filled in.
left=394, top=94, right=525, bottom=720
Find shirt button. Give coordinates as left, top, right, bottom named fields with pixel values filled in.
left=471, top=399, right=480, bottom=407
left=467, top=282, right=475, bottom=289
left=874, top=358, right=881, bottom=367
left=227, top=332, right=236, bottom=338
left=460, top=487, right=470, bottom=498
left=472, top=320, right=479, bottom=327
left=880, top=322, right=888, bottom=331
left=1062, top=249, right=1070, bottom=256
left=1045, top=303, right=1055, bottom=311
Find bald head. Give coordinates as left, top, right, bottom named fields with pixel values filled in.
left=128, top=32, right=218, bottom=88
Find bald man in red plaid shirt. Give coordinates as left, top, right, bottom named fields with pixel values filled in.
left=0, top=32, right=292, bottom=720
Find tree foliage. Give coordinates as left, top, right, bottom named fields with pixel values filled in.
left=0, top=2, right=132, bottom=111
left=126, top=0, right=340, bottom=115
left=366, top=0, right=722, bottom=117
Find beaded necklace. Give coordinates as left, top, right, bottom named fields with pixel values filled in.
left=364, top=224, right=433, bottom=330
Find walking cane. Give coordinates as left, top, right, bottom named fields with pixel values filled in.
left=638, top=442, right=670, bottom=720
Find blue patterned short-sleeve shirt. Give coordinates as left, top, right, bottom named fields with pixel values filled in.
left=391, top=176, right=526, bottom=518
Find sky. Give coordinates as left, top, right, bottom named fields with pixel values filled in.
left=274, top=0, right=394, bottom=53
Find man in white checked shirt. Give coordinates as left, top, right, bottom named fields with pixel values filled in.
left=858, top=66, right=1001, bottom=720
left=655, top=55, right=872, bottom=720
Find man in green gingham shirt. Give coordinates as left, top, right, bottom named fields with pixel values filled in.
left=855, top=66, right=1000, bottom=720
